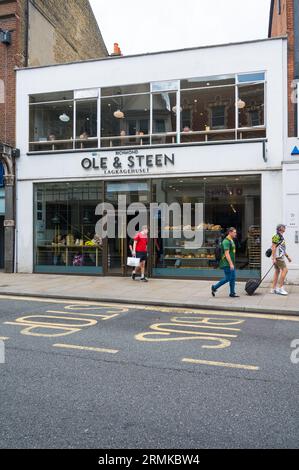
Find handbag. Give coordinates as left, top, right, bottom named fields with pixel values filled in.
left=127, top=257, right=141, bottom=267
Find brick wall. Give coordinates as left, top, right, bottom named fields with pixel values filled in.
left=0, top=0, right=107, bottom=147
left=269, top=0, right=296, bottom=137
left=28, top=0, right=107, bottom=67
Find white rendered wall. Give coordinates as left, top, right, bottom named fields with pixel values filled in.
left=16, top=181, right=33, bottom=273
left=261, top=170, right=283, bottom=281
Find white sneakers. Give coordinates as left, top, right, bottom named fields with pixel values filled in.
left=270, top=287, right=288, bottom=296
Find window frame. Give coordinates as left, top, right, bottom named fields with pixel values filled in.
left=28, top=72, right=267, bottom=153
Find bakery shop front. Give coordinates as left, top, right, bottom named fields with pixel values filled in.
left=33, top=173, right=261, bottom=280
left=16, top=37, right=286, bottom=279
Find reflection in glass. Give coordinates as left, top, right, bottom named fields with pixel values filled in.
left=34, top=182, right=103, bottom=273
left=152, top=176, right=261, bottom=280
left=29, top=102, right=74, bottom=151
left=101, top=94, right=150, bottom=147
left=76, top=100, right=98, bottom=149
left=180, top=86, right=235, bottom=142
left=152, top=92, right=177, bottom=139
left=238, top=83, right=264, bottom=128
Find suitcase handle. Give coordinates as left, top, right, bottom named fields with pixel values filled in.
left=259, top=264, right=274, bottom=286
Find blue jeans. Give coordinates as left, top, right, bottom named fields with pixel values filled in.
left=213, top=267, right=236, bottom=295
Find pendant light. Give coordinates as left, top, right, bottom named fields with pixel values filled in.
left=113, top=109, right=125, bottom=119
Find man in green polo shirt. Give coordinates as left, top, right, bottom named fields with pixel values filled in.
left=211, top=227, right=239, bottom=298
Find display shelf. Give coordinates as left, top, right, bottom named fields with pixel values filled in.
left=247, top=225, right=261, bottom=269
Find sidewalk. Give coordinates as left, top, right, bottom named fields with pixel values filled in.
left=0, top=273, right=298, bottom=316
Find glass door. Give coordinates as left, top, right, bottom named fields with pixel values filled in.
left=107, top=209, right=127, bottom=275
left=105, top=180, right=150, bottom=276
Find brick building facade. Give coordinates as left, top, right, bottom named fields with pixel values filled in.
left=269, top=0, right=297, bottom=137
left=0, top=0, right=108, bottom=147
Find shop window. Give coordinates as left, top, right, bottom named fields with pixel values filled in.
left=29, top=90, right=99, bottom=152
left=181, top=75, right=235, bottom=89
left=101, top=94, right=150, bottom=147
left=237, top=73, right=265, bottom=83
left=29, top=101, right=74, bottom=151
left=75, top=100, right=98, bottom=149
left=152, top=92, right=177, bottom=145
left=180, top=86, right=236, bottom=143
left=152, top=175, right=261, bottom=280
left=237, top=83, right=265, bottom=139
left=34, top=182, right=104, bottom=274
left=151, top=81, right=179, bottom=92
left=101, top=83, right=150, bottom=97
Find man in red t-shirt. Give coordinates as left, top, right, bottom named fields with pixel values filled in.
left=132, top=225, right=149, bottom=282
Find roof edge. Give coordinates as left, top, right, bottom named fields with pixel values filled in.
left=15, top=35, right=287, bottom=73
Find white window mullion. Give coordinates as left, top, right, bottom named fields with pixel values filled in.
left=73, top=100, right=76, bottom=149
left=98, top=88, right=101, bottom=148
left=176, top=88, right=181, bottom=144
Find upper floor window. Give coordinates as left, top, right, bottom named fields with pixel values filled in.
left=277, top=0, right=281, bottom=15
left=28, top=72, right=266, bottom=152
left=29, top=89, right=98, bottom=152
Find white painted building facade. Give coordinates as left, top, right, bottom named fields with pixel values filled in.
left=15, top=37, right=288, bottom=281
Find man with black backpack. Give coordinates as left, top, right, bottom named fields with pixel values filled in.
left=211, top=227, right=239, bottom=298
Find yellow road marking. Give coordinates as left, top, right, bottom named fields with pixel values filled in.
left=53, top=343, right=119, bottom=354
left=0, top=294, right=298, bottom=322
left=47, top=310, right=120, bottom=320
left=182, top=358, right=259, bottom=371
left=0, top=336, right=9, bottom=341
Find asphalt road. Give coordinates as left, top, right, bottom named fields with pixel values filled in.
left=0, top=294, right=298, bottom=449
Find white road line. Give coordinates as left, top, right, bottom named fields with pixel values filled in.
left=182, top=358, right=259, bottom=371
left=53, top=343, right=119, bottom=354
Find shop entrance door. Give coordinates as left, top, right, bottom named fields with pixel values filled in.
left=104, top=180, right=150, bottom=276
left=106, top=212, right=149, bottom=276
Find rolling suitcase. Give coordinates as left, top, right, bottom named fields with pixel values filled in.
left=245, top=265, right=274, bottom=296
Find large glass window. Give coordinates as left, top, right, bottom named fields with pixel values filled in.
left=152, top=92, right=177, bottom=144
left=101, top=94, right=150, bottom=147
left=29, top=91, right=98, bottom=151
left=28, top=73, right=266, bottom=152
left=75, top=100, right=98, bottom=149
left=34, top=182, right=104, bottom=274
left=180, top=86, right=236, bottom=142
left=237, top=83, right=265, bottom=139
left=152, top=175, right=261, bottom=280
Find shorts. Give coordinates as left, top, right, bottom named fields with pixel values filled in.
left=275, top=259, right=287, bottom=271
left=136, top=252, right=147, bottom=262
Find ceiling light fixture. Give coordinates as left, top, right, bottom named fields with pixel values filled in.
left=237, top=99, right=246, bottom=109
left=113, top=109, right=125, bottom=119
left=59, top=113, right=70, bottom=122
